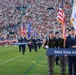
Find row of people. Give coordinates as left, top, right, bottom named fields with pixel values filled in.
left=43, top=27, right=76, bottom=75
left=43, top=31, right=66, bottom=75
left=18, top=34, right=42, bottom=55
left=0, top=0, right=72, bottom=40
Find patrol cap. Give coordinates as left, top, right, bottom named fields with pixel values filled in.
left=55, top=31, right=59, bottom=34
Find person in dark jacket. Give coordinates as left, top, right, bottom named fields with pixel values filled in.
left=19, top=34, right=27, bottom=55
left=31, top=36, right=38, bottom=52
left=54, top=31, right=60, bottom=65
left=65, top=27, right=76, bottom=75
left=27, top=37, right=32, bottom=52
left=37, top=37, right=42, bottom=49
left=55, top=31, right=67, bottom=75
left=18, top=35, right=22, bottom=52
left=44, top=31, right=55, bottom=75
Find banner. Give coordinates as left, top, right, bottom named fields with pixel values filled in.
left=14, top=41, right=42, bottom=45
left=46, top=48, right=76, bottom=56
left=14, top=42, right=28, bottom=45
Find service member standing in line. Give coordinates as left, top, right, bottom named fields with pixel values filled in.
left=44, top=31, right=55, bottom=75
left=31, top=36, right=38, bottom=52
left=55, top=31, right=67, bottom=75
left=37, top=36, right=42, bottom=49
left=27, top=36, right=32, bottom=52
left=20, top=34, right=27, bottom=55
left=18, top=34, right=22, bottom=52
left=54, top=31, right=60, bottom=65
left=65, top=27, right=76, bottom=75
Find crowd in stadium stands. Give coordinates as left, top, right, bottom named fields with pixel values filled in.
left=0, top=0, right=73, bottom=45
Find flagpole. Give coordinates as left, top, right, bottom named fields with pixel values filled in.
left=58, top=0, right=66, bottom=47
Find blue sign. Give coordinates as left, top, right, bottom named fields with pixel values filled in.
left=14, top=42, right=27, bottom=45
left=46, top=48, right=76, bottom=56
left=14, top=42, right=42, bottom=45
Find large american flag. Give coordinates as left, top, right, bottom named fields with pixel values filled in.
left=58, top=4, right=66, bottom=40
left=58, top=7, right=64, bottom=25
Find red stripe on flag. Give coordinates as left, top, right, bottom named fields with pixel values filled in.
left=21, top=25, right=26, bottom=35
left=58, top=8, right=64, bottom=24
left=58, top=13, right=64, bottom=19
left=58, top=7, right=66, bottom=40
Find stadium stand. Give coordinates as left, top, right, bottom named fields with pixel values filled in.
left=0, top=0, right=73, bottom=45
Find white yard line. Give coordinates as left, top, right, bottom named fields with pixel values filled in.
left=0, top=55, right=22, bottom=65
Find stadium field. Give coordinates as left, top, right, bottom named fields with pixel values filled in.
left=0, top=46, right=68, bottom=75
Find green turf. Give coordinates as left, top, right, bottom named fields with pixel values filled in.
left=0, top=46, right=68, bottom=75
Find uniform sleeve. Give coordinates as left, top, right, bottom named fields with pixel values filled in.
left=31, top=38, right=33, bottom=42
left=59, top=38, right=64, bottom=48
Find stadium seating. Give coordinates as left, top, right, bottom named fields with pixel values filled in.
left=0, top=0, right=72, bottom=45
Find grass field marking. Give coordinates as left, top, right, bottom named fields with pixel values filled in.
left=23, top=52, right=45, bottom=75
left=0, top=55, right=22, bottom=65
left=33, top=61, right=47, bottom=68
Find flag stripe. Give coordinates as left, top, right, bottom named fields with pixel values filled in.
left=58, top=5, right=66, bottom=40
left=21, top=23, right=26, bottom=35
left=58, top=8, right=64, bottom=24
left=58, top=12, right=63, bottom=18
left=58, top=15, right=64, bottom=21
